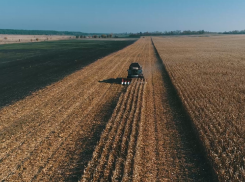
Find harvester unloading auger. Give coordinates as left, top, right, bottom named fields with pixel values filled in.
left=121, top=62, right=145, bottom=85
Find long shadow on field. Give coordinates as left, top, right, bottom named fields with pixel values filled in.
left=151, top=39, right=218, bottom=181
left=99, top=78, right=123, bottom=84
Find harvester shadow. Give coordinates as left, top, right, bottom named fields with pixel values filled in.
left=99, top=78, right=123, bottom=84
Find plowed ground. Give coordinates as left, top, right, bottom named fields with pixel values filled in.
left=1, top=37, right=215, bottom=181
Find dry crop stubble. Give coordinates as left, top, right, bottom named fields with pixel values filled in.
left=0, top=38, right=136, bottom=127
left=1, top=37, right=215, bottom=181
left=81, top=37, right=214, bottom=182
left=0, top=43, right=136, bottom=166
left=121, top=81, right=144, bottom=182
left=50, top=40, right=147, bottom=181
left=11, top=42, right=145, bottom=181
left=102, top=83, right=141, bottom=180
left=81, top=79, right=145, bottom=182
left=0, top=50, right=119, bottom=141
left=93, top=81, right=141, bottom=181
left=132, top=41, right=158, bottom=181
left=81, top=41, right=148, bottom=181
left=0, top=39, right=148, bottom=181
left=112, top=82, right=144, bottom=181
left=152, top=35, right=245, bottom=181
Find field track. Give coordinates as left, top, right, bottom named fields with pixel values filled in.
left=0, top=37, right=215, bottom=181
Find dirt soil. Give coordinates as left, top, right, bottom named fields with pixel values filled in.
left=0, top=37, right=215, bottom=181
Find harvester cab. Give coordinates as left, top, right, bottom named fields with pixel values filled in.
left=121, top=62, right=144, bottom=85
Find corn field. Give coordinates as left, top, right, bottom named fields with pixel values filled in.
left=153, top=35, right=245, bottom=181
left=1, top=35, right=243, bottom=181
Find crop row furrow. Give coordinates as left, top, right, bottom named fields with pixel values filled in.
left=102, top=81, right=143, bottom=181
left=81, top=83, right=135, bottom=181
left=81, top=79, right=146, bottom=182
left=91, top=80, right=140, bottom=181
left=121, top=81, right=144, bottom=182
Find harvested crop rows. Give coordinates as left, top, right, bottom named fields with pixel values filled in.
left=1, top=37, right=215, bottom=181
left=153, top=35, right=245, bottom=181
left=80, top=37, right=214, bottom=181
left=82, top=79, right=145, bottom=181
left=0, top=38, right=146, bottom=181
left=0, top=39, right=136, bottom=108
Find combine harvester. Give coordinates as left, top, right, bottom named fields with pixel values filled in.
left=121, top=62, right=145, bottom=85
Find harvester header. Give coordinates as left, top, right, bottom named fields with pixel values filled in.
left=121, top=63, right=145, bottom=85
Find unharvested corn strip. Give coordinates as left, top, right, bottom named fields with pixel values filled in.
left=92, top=81, right=140, bottom=181
left=82, top=80, right=138, bottom=181
left=102, top=81, right=143, bottom=181
left=122, top=81, right=145, bottom=182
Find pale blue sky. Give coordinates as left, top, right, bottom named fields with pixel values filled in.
left=0, top=0, right=244, bottom=33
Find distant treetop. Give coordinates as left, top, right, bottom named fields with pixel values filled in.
left=129, top=30, right=207, bottom=37
left=0, top=29, right=96, bottom=36
left=222, top=30, right=245, bottom=34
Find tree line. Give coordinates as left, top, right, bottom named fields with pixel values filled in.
left=222, top=30, right=245, bottom=34
left=0, top=29, right=84, bottom=35
left=129, top=30, right=206, bottom=37
left=0, top=29, right=121, bottom=38
left=76, top=34, right=117, bottom=38
left=2, top=28, right=245, bottom=37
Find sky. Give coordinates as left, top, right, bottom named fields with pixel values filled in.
left=0, top=0, right=245, bottom=33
